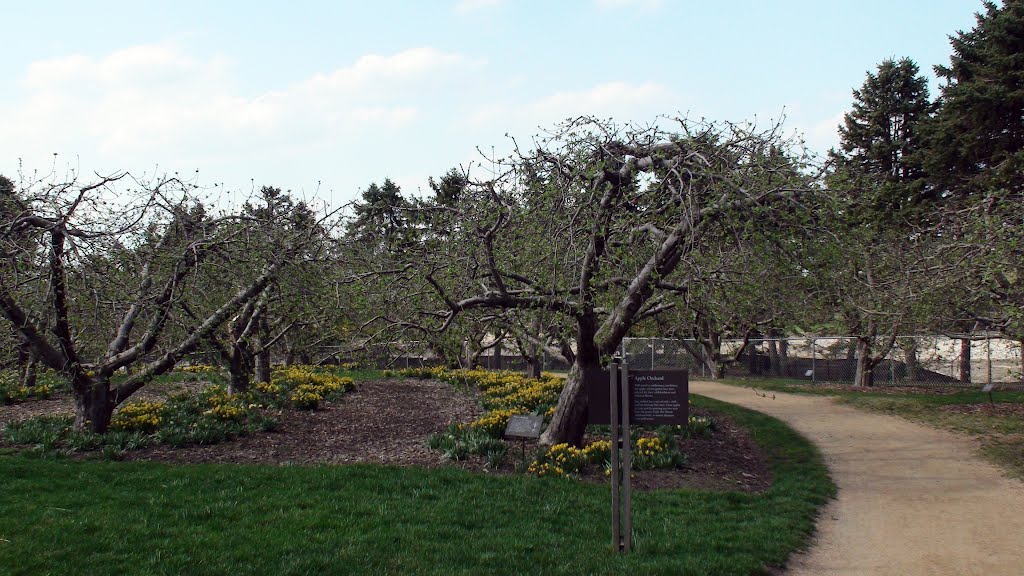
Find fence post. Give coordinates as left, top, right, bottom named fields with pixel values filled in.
left=811, top=338, right=816, bottom=385
left=650, top=340, right=655, bottom=370
left=987, top=334, right=993, bottom=386
left=700, top=340, right=706, bottom=378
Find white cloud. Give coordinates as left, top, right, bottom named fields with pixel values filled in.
left=595, top=0, right=664, bottom=10
left=798, top=112, right=844, bottom=155
left=1, top=43, right=480, bottom=175
left=454, top=0, right=503, bottom=15
left=469, top=81, right=679, bottom=132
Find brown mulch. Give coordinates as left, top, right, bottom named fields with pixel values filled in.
left=561, top=407, right=771, bottom=493
left=0, top=396, right=74, bottom=429
left=1, top=378, right=773, bottom=493
left=940, top=402, right=1024, bottom=418
left=123, top=378, right=483, bottom=467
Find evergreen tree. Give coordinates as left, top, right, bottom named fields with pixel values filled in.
left=924, top=0, right=1024, bottom=197
left=834, top=57, right=933, bottom=215
left=346, top=178, right=411, bottom=250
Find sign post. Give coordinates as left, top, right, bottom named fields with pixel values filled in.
left=590, top=364, right=688, bottom=553
left=621, top=363, right=632, bottom=553
left=609, top=363, right=620, bottom=550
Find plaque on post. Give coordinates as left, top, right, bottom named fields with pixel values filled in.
left=503, top=414, right=544, bottom=440
left=586, top=368, right=689, bottom=426
left=585, top=365, right=689, bottom=553
left=630, top=369, right=689, bottom=426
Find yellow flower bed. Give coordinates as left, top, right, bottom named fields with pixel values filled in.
left=203, top=388, right=248, bottom=421
left=110, top=400, right=165, bottom=432
left=470, top=408, right=524, bottom=437
left=272, top=366, right=353, bottom=394
left=583, top=439, right=611, bottom=462
left=289, top=384, right=323, bottom=410
left=635, top=436, right=668, bottom=458
left=393, top=367, right=566, bottom=438
left=528, top=441, right=608, bottom=478
left=526, top=461, right=567, bottom=477
left=254, top=380, right=282, bottom=394
left=179, top=364, right=218, bottom=374
left=268, top=365, right=355, bottom=410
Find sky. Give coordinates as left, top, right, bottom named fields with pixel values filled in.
left=0, top=0, right=983, bottom=209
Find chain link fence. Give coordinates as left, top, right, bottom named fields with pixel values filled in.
left=621, top=335, right=1023, bottom=387
left=315, top=340, right=574, bottom=372
left=215, top=333, right=1021, bottom=387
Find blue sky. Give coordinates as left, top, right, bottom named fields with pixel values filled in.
left=0, top=0, right=982, bottom=207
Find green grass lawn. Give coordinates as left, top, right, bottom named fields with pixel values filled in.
left=0, top=395, right=833, bottom=576
left=723, top=377, right=1024, bottom=479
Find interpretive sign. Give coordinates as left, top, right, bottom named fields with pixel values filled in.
left=631, top=370, right=689, bottom=425
left=586, top=368, right=688, bottom=425
left=504, top=414, right=544, bottom=439
left=982, top=383, right=995, bottom=393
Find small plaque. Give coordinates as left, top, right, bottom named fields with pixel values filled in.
left=982, top=383, right=995, bottom=393
left=804, top=369, right=814, bottom=377
left=504, top=414, right=544, bottom=439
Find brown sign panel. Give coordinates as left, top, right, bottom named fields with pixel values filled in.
left=585, top=367, right=617, bottom=425
left=586, top=368, right=688, bottom=425
left=630, top=370, right=689, bottom=425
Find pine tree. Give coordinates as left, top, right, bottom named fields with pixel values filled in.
left=835, top=57, right=933, bottom=214
left=924, top=0, right=1024, bottom=197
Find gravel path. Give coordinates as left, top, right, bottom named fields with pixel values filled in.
left=691, top=380, right=1024, bottom=576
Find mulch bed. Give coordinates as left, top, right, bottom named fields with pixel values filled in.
left=124, top=378, right=483, bottom=467
left=940, top=402, right=1024, bottom=418
left=1, top=378, right=772, bottom=493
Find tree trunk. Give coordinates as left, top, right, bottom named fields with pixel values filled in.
left=699, top=333, right=725, bottom=379
left=959, top=338, right=972, bottom=384
left=255, top=351, right=271, bottom=384
left=227, top=341, right=252, bottom=395
left=17, top=341, right=37, bottom=388
left=539, top=316, right=599, bottom=447
left=748, top=339, right=763, bottom=375
left=767, top=339, right=781, bottom=376
left=902, top=338, right=920, bottom=383
left=522, top=339, right=542, bottom=379
left=493, top=340, right=503, bottom=370
left=854, top=337, right=875, bottom=387
left=516, top=322, right=544, bottom=379
left=254, top=316, right=271, bottom=384
left=778, top=338, right=790, bottom=377
left=525, top=359, right=542, bottom=379
left=73, top=376, right=113, bottom=433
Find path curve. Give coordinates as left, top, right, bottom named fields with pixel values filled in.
left=691, top=380, right=1024, bottom=576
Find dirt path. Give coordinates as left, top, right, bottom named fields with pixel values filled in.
left=691, top=380, right=1024, bottom=576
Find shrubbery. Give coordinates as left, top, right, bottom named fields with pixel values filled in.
left=2, top=365, right=355, bottom=456
left=0, top=369, right=64, bottom=405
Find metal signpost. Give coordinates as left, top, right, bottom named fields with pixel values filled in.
left=588, top=363, right=688, bottom=553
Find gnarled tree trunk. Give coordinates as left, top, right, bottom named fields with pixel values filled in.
left=73, top=375, right=114, bottom=434
left=853, top=337, right=876, bottom=387
left=959, top=338, right=972, bottom=384
left=539, top=316, right=599, bottom=447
